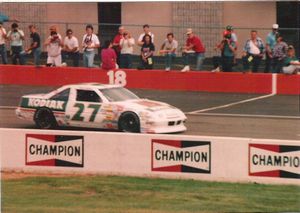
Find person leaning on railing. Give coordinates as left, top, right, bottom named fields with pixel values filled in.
left=242, top=30, right=265, bottom=73
left=119, top=30, right=135, bottom=69
left=181, top=28, right=205, bottom=72
left=282, top=45, right=300, bottom=75
left=62, top=29, right=80, bottom=67
left=138, top=34, right=155, bottom=70
left=159, top=32, right=178, bottom=72
left=271, top=33, right=288, bottom=74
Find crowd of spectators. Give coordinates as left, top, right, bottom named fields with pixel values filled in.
left=0, top=14, right=299, bottom=75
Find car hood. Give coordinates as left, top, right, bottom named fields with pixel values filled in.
left=113, top=99, right=186, bottom=119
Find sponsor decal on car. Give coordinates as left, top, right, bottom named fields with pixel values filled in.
left=26, top=134, right=84, bottom=167
left=21, top=98, right=66, bottom=111
left=152, top=139, right=211, bottom=173
left=249, top=144, right=300, bottom=179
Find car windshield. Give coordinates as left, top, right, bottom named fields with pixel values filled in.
left=100, top=87, right=139, bottom=102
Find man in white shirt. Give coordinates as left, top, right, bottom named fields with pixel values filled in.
left=159, top=33, right=178, bottom=71
left=242, top=30, right=265, bottom=73
left=62, top=29, right=79, bottom=67
left=82, top=24, right=100, bottom=68
left=0, top=21, right=8, bottom=64
left=44, top=25, right=63, bottom=67
left=137, top=24, right=154, bottom=46
left=7, top=23, right=25, bottom=65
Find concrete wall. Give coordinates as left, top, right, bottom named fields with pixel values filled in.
left=45, top=3, right=98, bottom=51
left=121, top=2, right=173, bottom=54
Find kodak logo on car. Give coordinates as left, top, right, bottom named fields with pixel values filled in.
left=249, top=144, right=300, bottom=179
left=22, top=98, right=66, bottom=111
left=26, top=134, right=84, bottom=167
left=152, top=139, right=211, bottom=173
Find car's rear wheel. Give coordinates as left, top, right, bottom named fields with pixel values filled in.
left=34, top=108, right=57, bottom=129
left=118, top=112, right=140, bottom=133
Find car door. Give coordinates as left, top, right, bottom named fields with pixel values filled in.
left=65, top=88, right=105, bottom=128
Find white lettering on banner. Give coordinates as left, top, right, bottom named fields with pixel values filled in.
left=250, top=146, right=300, bottom=175
left=153, top=143, right=210, bottom=172
left=28, top=98, right=65, bottom=110
left=26, top=137, right=83, bottom=165
left=107, top=70, right=127, bottom=86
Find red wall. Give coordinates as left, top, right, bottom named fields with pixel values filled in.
left=0, top=65, right=298, bottom=94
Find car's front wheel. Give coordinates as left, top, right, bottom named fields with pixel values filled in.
left=34, top=108, right=57, bottom=129
left=118, top=112, right=140, bottom=133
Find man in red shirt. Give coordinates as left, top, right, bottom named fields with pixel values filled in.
left=181, top=28, right=205, bottom=72
left=112, top=26, right=124, bottom=66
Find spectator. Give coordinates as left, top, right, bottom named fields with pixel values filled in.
left=159, top=33, right=178, bottom=71
left=181, top=28, right=205, bottom=72
left=112, top=26, right=124, bottom=66
left=242, top=30, right=264, bottom=73
left=101, top=40, right=117, bottom=70
left=62, top=29, right=80, bottom=67
left=265, top=24, right=279, bottom=73
left=82, top=24, right=100, bottom=68
left=26, top=25, right=41, bottom=66
left=226, top=25, right=238, bottom=65
left=219, top=30, right=236, bottom=72
left=282, top=45, right=300, bottom=74
left=7, top=23, right=25, bottom=65
left=0, top=21, right=8, bottom=64
left=120, top=30, right=135, bottom=69
left=272, top=33, right=288, bottom=73
left=44, top=25, right=63, bottom=67
left=138, top=24, right=154, bottom=46
left=139, top=34, right=155, bottom=70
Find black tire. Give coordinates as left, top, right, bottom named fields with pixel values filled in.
left=34, top=108, right=57, bottom=129
left=118, top=112, right=140, bottom=133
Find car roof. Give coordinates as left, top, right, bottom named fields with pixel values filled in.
left=63, top=83, right=123, bottom=90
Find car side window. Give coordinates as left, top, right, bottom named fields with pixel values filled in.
left=50, top=88, right=70, bottom=101
left=76, top=90, right=102, bottom=103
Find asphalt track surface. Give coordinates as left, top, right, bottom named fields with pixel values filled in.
left=0, top=85, right=299, bottom=140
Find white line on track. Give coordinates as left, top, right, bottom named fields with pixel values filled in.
left=0, top=106, right=17, bottom=109
left=188, top=93, right=276, bottom=114
left=186, top=112, right=300, bottom=120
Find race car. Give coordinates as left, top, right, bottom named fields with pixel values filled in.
left=16, top=83, right=187, bottom=133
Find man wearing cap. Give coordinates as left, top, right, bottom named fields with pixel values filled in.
left=226, top=25, right=238, bottom=65
left=181, top=28, right=205, bottom=72
left=265, top=24, right=279, bottom=73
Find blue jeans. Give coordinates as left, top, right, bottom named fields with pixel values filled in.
left=0, top=44, right=8, bottom=64
left=183, top=52, right=205, bottom=70
left=120, top=54, right=132, bottom=68
left=62, top=51, right=80, bottom=67
left=165, top=53, right=176, bottom=69
left=11, top=46, right=26, bottom=65
left=32, top=47, right=41, bottom=66
left=83, top=50, right=96, bottom=68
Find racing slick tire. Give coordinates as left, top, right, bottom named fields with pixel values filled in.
left=118, top=112, right=140, bottom=133
left=34, top=107, right=58, bottom=129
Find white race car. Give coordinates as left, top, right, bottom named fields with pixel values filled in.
left=16, top=83, right=187, bottom=133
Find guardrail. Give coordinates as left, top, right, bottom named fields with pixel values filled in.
left=1, top=128, right=299, bottom=185
left=0, top=65, right=299, bottom=94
